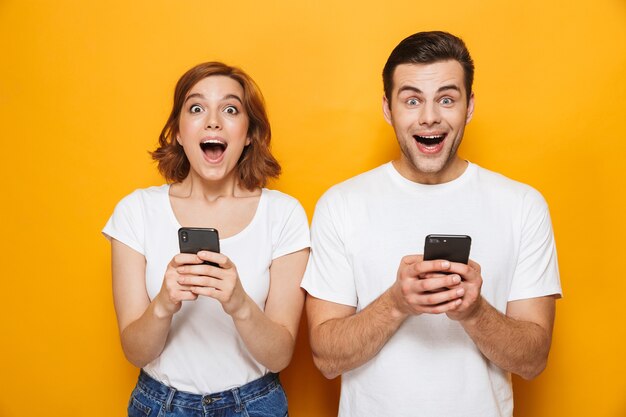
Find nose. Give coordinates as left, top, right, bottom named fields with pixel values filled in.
left=205, top=110, right=221, bottom=130
left=419, top=102, right=441, bottom=126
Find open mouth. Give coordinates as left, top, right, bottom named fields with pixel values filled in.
left=200, top=139, right=227, bottom=161
left=413, top=134, right=446, bottom=146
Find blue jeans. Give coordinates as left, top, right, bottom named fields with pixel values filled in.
left=128, top=370, right=288, bottom=417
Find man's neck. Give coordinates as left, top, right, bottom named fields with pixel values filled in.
left=391, top=157, right=468, bottom=185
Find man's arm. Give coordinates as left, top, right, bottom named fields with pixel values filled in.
left=306, top=291, right=403, bottom=380
left=443, top=260, right=557, bottom=380
left=460, top=295, right=556, bottom=380
left=307, top=257, right=465, bottom=379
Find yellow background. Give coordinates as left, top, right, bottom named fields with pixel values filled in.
left=1, top=1, right=625, bottom=416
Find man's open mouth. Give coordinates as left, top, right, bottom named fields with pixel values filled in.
left=413, top=134, right=446, bottom=146
left=200, top=140, right=227, bottom=160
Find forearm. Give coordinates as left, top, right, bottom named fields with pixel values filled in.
left=231, top=296, right=297, bottom=373
left=461, top=297, right=552, bottom=380
left=310, top=289, right=408, bottom=379
left=119, top=298, right=174, bottom=368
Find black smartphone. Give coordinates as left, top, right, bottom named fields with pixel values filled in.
left=178, top=227, right=220, bottom=267
left=423, top=234, right=472, bottom=264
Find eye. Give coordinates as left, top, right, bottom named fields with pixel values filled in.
left=407, top=98, right=419, bottom=106
left=440, top=97, right=454, bottom=106
left=189, top=104, right=203, bottom=113
left=223, top=105, right=239, bottom=115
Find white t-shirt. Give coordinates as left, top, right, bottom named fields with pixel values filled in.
left=103, top=185, right=310, bottom=394
left=301, top=162, right=561, bottom=417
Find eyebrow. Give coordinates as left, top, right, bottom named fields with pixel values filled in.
left=397, top=84, right=462, bottom=96
left=184, top=93, right=243, bottom=104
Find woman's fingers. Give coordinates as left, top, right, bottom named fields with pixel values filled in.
left=197, top=251, right=234, bottom=269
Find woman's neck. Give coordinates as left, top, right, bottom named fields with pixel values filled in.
left=171, top=170, right=256, bottom=201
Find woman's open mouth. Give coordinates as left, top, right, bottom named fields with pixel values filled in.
left=200, top=139, right=228, bottom=162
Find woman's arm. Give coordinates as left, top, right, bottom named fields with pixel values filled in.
left=233, top=248, right=309, bottom=372
left=179, top=248, right=309, bottom=372
left=111, top=239, right=199, bottom=367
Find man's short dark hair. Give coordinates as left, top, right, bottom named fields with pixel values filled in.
left=382, top=31, right=474, bottom=103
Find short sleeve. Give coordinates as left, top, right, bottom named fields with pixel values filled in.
left=301, top=189, right=358, bottom=307
left=508, top=189, right=562, bottom=301
left=102, top=191, right=145, bottom=255
left=272, top=198, right=310, bottom=260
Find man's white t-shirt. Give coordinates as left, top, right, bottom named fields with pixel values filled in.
left=301, top=162, right=561, bottom=417
left=103, top=185, right=310, bottom=394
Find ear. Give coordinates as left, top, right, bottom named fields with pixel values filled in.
left=245, top=136, right=251, bottom=146
left=465, top=92, right=475, bottom=125
left=176, top=135, right=182, bottom=146
left=382, top=95, right=392, bottom=125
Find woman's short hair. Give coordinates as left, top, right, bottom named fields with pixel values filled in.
left=151, top=62, right=281, bottom=189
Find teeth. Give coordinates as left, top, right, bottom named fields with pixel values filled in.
left=202, top=139, right=225, bottom=145
left=413, top=134, right=445, bottom=147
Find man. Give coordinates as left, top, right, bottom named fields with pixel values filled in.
left=301, top=31, right=561, bottom=417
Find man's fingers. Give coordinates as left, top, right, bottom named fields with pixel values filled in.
left=401, top=254, right=423, bottom=265
left=420, top=285, right=464, bottom=305
left=411, top=259, right=452, bottom=275
left=418, top=274, right=461, bottom=292
left=468, top=259, right=481, bottom=273
left=419, top=298, right=463, bottom=314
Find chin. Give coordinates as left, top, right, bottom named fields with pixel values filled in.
left=411, top=157, right=448, bottom=175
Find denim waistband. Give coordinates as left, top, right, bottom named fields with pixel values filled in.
left=136, top=370, right=281, bottom=411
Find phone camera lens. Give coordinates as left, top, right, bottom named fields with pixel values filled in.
left=181, top=231, right=188, bottom=242
left=430, top=238, right=440, bottom=244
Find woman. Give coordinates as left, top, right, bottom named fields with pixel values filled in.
left=103, top=62, right=310, bottom=417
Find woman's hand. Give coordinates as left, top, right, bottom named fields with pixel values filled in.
left=174, top=248, right=309, bottom=373
left=153, top=253, right=203, bottom=318
left=176, top=251, right=251, bottom=319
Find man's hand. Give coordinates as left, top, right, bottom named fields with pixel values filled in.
left=389, top=255, right=466, bottom=316
left=440, top=259, right=484, bottom=322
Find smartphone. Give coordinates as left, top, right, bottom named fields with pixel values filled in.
left=178, top=227, right=220, bottom=267
left=423, top=234, right=472, bottom=264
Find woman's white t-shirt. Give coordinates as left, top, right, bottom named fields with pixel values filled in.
left=103, top=185, right=310, bottom=394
